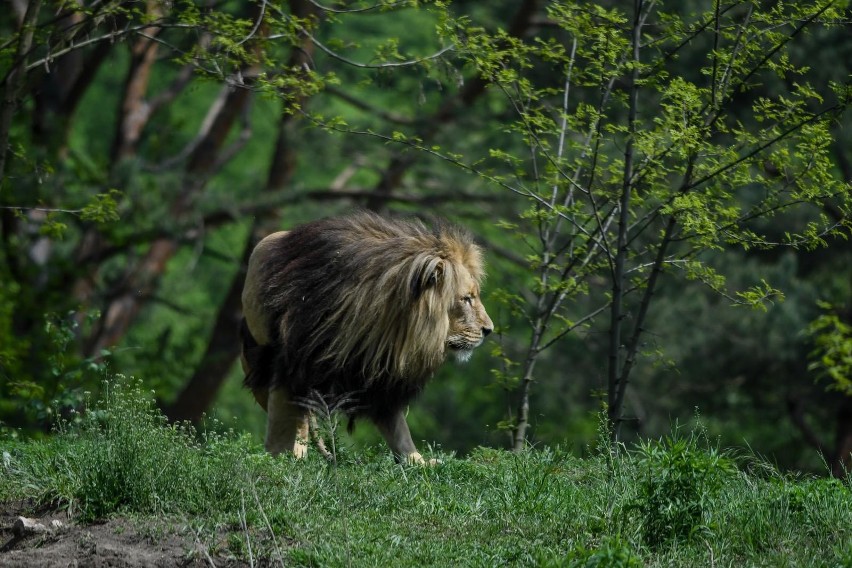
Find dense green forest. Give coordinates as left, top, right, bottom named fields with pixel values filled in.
left=1, top=0, right=851, bottom=475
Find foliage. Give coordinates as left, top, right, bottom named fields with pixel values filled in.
left=633, top=251, right=833, bottom=472
left=3, top=382, right=852, bottom=566
left=557, top=537, right=643, bottom=568
left=808, top=301, right=852, bottom=396
left=634, top=430, right=736, bottom=547
left=0, top=309, right=111, bottom=435
left=429, top=0, right=852, bottom=444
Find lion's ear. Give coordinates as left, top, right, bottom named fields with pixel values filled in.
left=410, top=256, right=444, bottom=300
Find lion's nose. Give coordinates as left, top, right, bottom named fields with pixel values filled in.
left=482, top=326, right=493, bottom=337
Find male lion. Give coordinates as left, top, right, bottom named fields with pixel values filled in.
left=240, top=211, right=493, bottom=464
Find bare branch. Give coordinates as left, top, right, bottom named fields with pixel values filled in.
left=21, top=22, right=197, bottom=74
left=148, top=82, right=237, bottom=171
left=324, top=86, right=414, bottom=125
left=235, top=0, right=268, bottom=47
left=305, top=0, right=411, bottom=14
left=302, top=110, right=562, bottom=212
left=300, top=29, right=455, bottom=69
left=0, top=205, right=84, bottom=215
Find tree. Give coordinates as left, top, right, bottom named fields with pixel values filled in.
left=430, top=0, right=851, bottom=447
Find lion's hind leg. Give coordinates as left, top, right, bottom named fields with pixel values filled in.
left=266, top=388, right=310, bottom=458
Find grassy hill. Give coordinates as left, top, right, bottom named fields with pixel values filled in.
left=2, top=379, right=851, bottom=567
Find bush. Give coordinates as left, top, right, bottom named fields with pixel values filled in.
left=558, top=537, right=642, bottom=568
left=634, top=432, right=735, bottom=547
left=4, top=377, right=256, bottom=521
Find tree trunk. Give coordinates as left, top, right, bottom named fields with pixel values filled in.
left=607, top=0, right=642, bottom=437
left=111, top=1, right=163, bottom=162
left=832, top=396, right=852, bottom=478
left=163, top=240, right=251, bottom=422
left=511, top=339, right=541, bottom=451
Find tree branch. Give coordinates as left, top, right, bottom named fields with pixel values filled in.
left=324, top=86, right=415, bottom=125
left=277, top=14, right=454, bottom=69
left=365, top=0, right=540, bottom=211
left=0, top=0, right=42, bottom=185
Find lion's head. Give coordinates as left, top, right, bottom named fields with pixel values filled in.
left=444, top=255, right=493, bottom=363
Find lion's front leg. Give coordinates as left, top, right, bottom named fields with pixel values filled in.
left=265, top=388, right=310, bottom=458
left=373, top=409, right=437, bottom=466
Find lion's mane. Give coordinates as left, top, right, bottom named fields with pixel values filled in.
left=242, top=211, right=485, bottom=421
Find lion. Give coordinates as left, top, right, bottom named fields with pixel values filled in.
left=239, top=211, right=493, bottom=464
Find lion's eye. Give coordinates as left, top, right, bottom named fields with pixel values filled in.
left=462, top=295, right=473, bottom=305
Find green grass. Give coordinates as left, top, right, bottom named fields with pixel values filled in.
left=2, top=378, right=851, bottom=567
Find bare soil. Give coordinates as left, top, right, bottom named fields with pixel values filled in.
left=0, top=502, right=253, bottom=567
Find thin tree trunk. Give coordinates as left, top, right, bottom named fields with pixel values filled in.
left=511, top=326, right=543, bottom=451
left=612, top=216, right=675, bottom=438
left=608, top=0, right=643, bottom=435
left=511, top=238, right=556, bottom=450
left=111, top=1, right=163, bottom=162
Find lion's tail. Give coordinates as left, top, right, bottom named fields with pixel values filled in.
left=240, top=317, right=276, bottom=392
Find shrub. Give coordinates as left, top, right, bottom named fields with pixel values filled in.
left=4, top=377, right=255, bottom=521
left=634, top=432, right=735, bottom=547
left=562, top=537, right=642, bottom=568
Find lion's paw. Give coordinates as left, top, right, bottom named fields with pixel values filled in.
left=406, top=452, right=442, bottom=466
left=293, top=441, right=309, bottom=459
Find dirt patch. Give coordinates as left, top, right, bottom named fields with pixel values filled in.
left=0, top=502, right=254, bottom=567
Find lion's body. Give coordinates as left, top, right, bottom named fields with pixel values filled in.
left=240, top=211, right=493, bottom=463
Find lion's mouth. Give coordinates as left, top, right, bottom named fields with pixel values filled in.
left=447, top=338, right=483, bottom=349
left=447, top=337, right=484, bottom=361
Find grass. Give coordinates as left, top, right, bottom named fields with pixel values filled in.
left=2, top=378, right=852, bottom=567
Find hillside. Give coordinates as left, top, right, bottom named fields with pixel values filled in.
left=2, top=380, right=850, bottom=567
